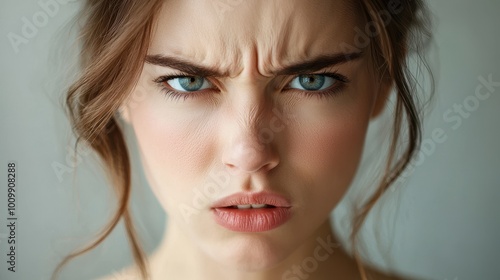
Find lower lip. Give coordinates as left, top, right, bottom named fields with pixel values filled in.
left=212, top=207, right=292, bottom=232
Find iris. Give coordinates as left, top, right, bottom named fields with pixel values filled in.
left=298, top=75, right=327, bottom=91
left=177, top=76, right=205, bottom=91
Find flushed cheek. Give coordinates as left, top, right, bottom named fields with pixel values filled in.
left=131, top=105, right=216, bottom=210
left=287, top=67, right=377, bottom=214
left=289, top=116, right=369, bottom=210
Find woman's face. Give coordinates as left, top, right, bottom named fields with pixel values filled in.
left=121, top=0, right=388, bottom=271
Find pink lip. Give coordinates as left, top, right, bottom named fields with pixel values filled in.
left=211, top=191, right=292, bottom=232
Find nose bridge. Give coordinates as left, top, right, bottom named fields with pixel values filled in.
left=221, top=87, right=280, bottom=174
left=227, top=69, right=275, bottom=135
left=236, top=94, right=268, bottom=136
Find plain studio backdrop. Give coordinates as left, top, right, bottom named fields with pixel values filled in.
left=0, top=1, right=499, bottom=279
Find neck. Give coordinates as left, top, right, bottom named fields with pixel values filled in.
left=148, top=218, right=361, bottom=280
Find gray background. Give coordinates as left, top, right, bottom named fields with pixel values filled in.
left=0, top=0, right=499, bottom=279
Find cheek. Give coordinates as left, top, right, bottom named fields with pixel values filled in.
left=288, top=90, right=375, bottom=212
left=135, top=115, right=206, bottom=177
left=294, top=118, right=368, bottom=186
left=287, top=123, right=366, bottom=233
left=129, top=98, right=216, bottom=211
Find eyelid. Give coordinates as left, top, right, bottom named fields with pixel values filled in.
left=153, top=72, right=219, bottom=89
left=154, top=70, right=348, bottom=86
left=281, top=70, right=349, bottom=89
left=153, top=69, right=350, bottom=98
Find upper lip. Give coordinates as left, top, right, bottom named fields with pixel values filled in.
left=211, top=191, right=292, bottom=208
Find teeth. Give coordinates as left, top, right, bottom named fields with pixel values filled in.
left=234, top=204, right=268, bottom=209
left=251, top=204, right=267, bottom=208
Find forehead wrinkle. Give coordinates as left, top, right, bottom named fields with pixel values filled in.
left=198, top=0, right=296, bottom=79
left=255, top=2, right=295, bottom=78
left=153, top=1, right=246, bottom=78
left=221, top=30, right=247, bottom=78
left=153, top=0, right=361, bottom=79
left=168, top=33, right=244, bottom=78
left=252, top=0, right=360, bottom=77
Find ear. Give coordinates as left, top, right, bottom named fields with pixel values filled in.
left=370, top=78, right=393, bottom=119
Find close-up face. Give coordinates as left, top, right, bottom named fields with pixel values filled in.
left=10, top=0, right=500, bottom=278
left=121, top=0, right=388, bottom=272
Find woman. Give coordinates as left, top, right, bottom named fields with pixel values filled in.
left=54, top=0, right=432, bottom=279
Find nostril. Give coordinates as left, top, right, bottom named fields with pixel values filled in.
left=222, top=135, right=280, bottom=174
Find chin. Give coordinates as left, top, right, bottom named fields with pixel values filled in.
left=208, top=233, right=291, bottom=272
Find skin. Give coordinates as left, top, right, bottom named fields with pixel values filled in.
left=113, top=0, right=396, bottom=279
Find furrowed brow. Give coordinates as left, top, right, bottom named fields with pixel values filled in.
left=145, top=51, right=363, bottom=77
left=273, top=51, right=363, bottom=75
left=145, top=55, right=229, bottom=77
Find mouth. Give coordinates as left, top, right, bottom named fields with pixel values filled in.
left=223, top=204, right=277, bottom=209
left=211, top=192, right=292, bottom=232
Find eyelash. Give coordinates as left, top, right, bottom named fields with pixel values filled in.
left=153, top=70, right=350, bottom=102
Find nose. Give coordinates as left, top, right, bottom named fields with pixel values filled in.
left=223, top=137, right=279, bottom=174
left=221, top=100, right=281, bottom=175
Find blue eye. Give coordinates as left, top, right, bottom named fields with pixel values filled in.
left=166, top=76, right=212, bottom=92
left=289, top=74, right=337, bottom=91
left=155, top=72, right=349, bottom=102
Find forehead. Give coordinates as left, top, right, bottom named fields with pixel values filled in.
left=149, top=0, right=362, bottom=76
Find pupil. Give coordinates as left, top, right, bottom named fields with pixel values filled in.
left=180, top=76, right=203, bottom=91
left=300, top=74, right=324, bottom=90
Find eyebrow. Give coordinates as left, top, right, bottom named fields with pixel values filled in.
left=144, top=51, right=363, bottom=77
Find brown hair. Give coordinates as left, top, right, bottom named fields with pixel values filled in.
left=352, top=0, right=432, bottom=278
left=52, top=0, right=432, bottom=279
